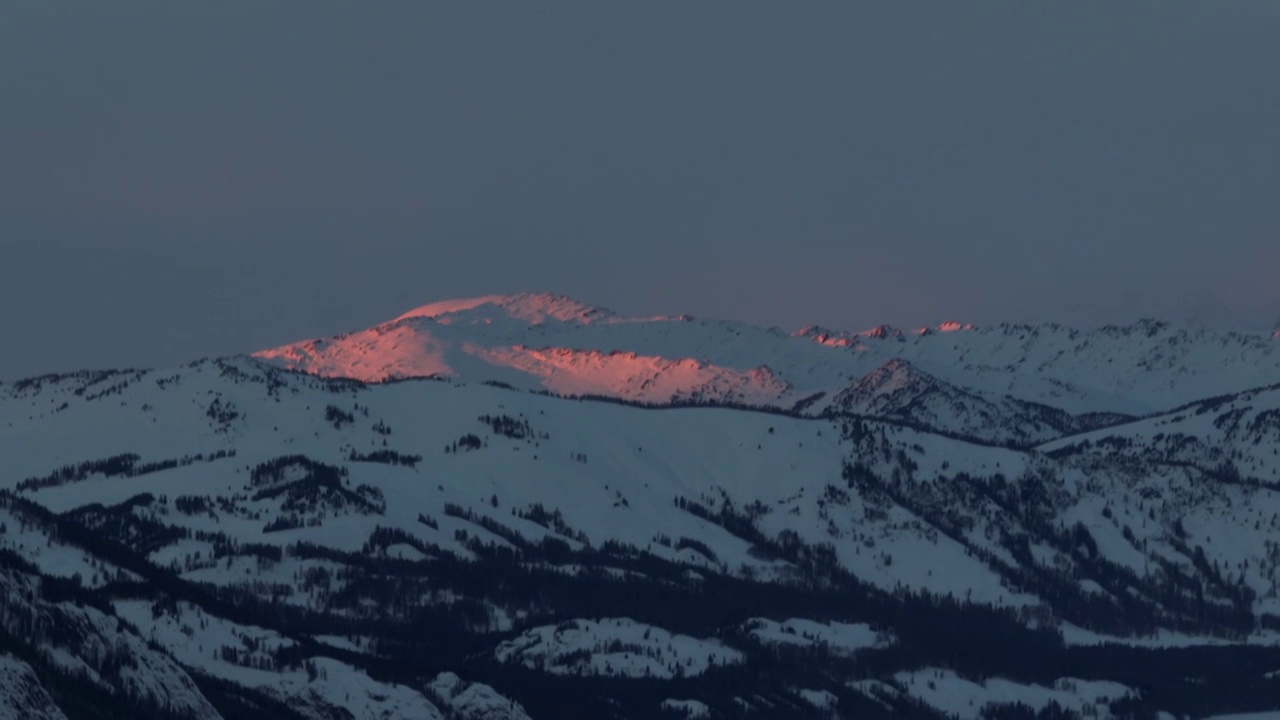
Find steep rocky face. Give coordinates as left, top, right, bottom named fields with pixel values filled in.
left=0, top=653, right=67, bottom=720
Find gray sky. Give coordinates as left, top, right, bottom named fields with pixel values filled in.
left=2, top=2, right=1278, bottom=380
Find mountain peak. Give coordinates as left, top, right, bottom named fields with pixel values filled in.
left=793, top=325, right=857, bottom=348
left=394, top=293, right=614, bottom=326
left=916, top=321, right=976, bottom=336
left=860, top=324, right=904, bottom=341
left=850, top=358, right=935, bottom=393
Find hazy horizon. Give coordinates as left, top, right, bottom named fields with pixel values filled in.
left=2, top=2, right=1277, bottom=380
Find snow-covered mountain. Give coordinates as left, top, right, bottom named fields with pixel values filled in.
left=256, top=293, right=1280, bottom=430
left=257, top=294, right=1278, bottom=406
left=4, top=294, right=1280, bottom=719
left=822, top=358, right=1130, bottom=446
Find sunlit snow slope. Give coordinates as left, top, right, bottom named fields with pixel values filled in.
left=256, top=293, right=1280, bottom=444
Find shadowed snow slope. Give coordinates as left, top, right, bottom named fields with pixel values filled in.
left=0, top=654, right=67, bottom=720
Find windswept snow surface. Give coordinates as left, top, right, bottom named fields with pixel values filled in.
left=895, top=669, right=1133, bottom=720
left=795, top=688, right=839, bottom=712
left=495, top=618, right=744, bottom=679
left=427, top=672, right=531, bottom=720
left=743, top=618, right=886, bottom=655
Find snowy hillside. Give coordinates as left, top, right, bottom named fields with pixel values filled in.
left=0, top=653, right=67, bottom=720
left=3, top=296, right=1280, bottom=718
left=821, top=358, right=1129, bottom=446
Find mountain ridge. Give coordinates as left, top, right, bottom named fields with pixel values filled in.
left=5, top=296, right=1280, bottom=718
left=252, top=293, right=1280, bottom=439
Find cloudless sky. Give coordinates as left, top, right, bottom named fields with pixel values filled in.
left=1, top=2, right=1278, bottom=379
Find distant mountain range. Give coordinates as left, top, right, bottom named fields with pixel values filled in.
left=256, top=293, right=1280, bottom=440
left=3, top=294, right=1280, bottom=719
